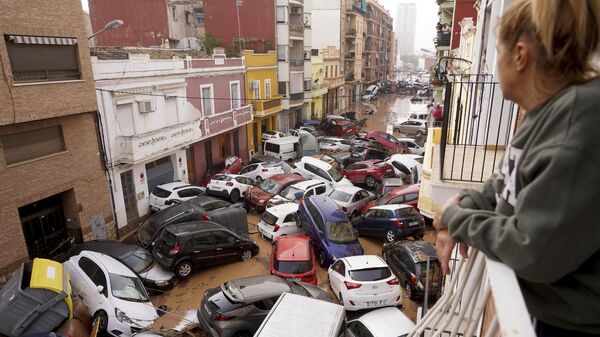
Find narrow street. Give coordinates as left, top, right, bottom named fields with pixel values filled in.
left=150, top=94, right=436, bottom=332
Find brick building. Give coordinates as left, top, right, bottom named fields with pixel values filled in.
left=0, top=0, right=113, bottom=275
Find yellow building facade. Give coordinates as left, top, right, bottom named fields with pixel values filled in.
left=310, top=52, right=327, bottom=120
left=243, top=50, right=282, bottom=156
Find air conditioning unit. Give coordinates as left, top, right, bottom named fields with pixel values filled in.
left=291, top=7, right=301, bottom=14
left=138, top=100, right=155, bottom=113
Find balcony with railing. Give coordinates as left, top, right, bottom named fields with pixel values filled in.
left=289, top=58, right=304, bottom=70
left=251, top=96, right=282, bottom=117
left=436, top=31, right=451, bottom=48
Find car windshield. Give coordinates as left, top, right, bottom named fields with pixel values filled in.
left=259, top=179, right=283, bottom=194
left=280, top=185, right=303, bottom=200
left=329, top=190, right=353, bottom=203
left=328, top=168, right=344, bottom=182
left=151, top=187, right=171, bottom=198
left=213, top=175, right=233, bottom=181
left=348, top=267, right=392, bottom=282
left=122, top=250, right=154, bottom=273
left=109, top=273, right=150, bottom=302
left=396, top=207, right=420, bottom=217
left=378, top=192, right=398, bottom=205
left=326, top=221, right=358, bottom=243
left=274, top=260, right=313, bottom=274
left=260, top=211, right=278, bottom=226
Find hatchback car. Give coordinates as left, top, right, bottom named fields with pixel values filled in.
left=319, top=137, right=353, bottom=153
left=64, top=251, right=159, bottom=336
left=353, top=205, right=425, bottom=242
left=206, top=174, right=255, bottom=202
left=137, top=196, right=247, bottom=249
left=267, top=179, right=332, bottom=207
left=152, top=221, right=259, bottom=278
left=246, top=173, right=304, bottom=212
left=394, top=120, right=428, bottom=138
left=257, top=202, right=303, bottom=241
left=201, top=156, right=244, bottom=186
left=70, top=240, right=177, bottom=293
left=293, top=156, right=353, bottom=188
left=238, top=161, right=293, bottom=183
left=397, top=138, right=425, bottom=155
left=298, top=195, right=364, bottom=267
left=328, top=186, right=374, bottom=219
left=346, top=307, right=415, bottom=337
left=331, top=119, right=358, bottom=137
left=365, top=131, right=410, bottom=154
left=345, top=146, right=389, bottom=166
left=342, top=160, right=395, bottom=188
left=328, top=255, right=401, bottom=311
left=271, top=236, right=317, bottom=285
left=382, top=240, right=443, bottom=300
left=385, top=154, right=423, bottom=184
left=197, top=275, right=331, bottom=337
left=361, top=184, right=421, bottom=214
left=148, top=182, right=205, bottom=212
left=261, top=130, right=286, bottom=142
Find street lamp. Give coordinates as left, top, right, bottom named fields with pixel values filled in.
left=88, top=19, right=124, bottom=40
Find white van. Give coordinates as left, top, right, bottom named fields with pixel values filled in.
left=253, top=292, right=345, bottom=337
left=293, top=156, right=353, bottom=188
left=362, top=84, right=379, bottom=101
left=263, top=136, right=300, bottom=162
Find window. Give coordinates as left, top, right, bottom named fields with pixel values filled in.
left=405, top=193, right=419, bottom=202
left=347, top=321, right=374, bottom=337
left=276, top=6, right=286, bottom=23
left=304, top=79, right=311, bottom=91
left=5, top=35, right=81, bottom=83
left=233, top=129, right=240, bottom=155
left=278, top=82, right=287, bottom=96
left=172, top=6, right=177, bottom=20
left=230, top=81, right=241, bottom=109
left=283, top=213, right=296, bottom=223
left=240, top=164, right=257, bottom=174
left=213, top=231, right=236, bottom=244
left=277, top=45, right=286, bottom=61
left=195, top=9, right=205, bottom=24
left=264, top=80, right=271, bottom=99
left=311, top=49, right=319, bottom=56
left=200, top=85, right=214, bottom=116
left=251, top=80, right=260, bottom=100
left=177, top=188, right=203, bottom=198
left=78, top=257, right=107, bottom=296
left=1, top=126, right=65, bottom=165
left=325, top=66, right=328, bottom=78
left=332, top=260, right=346, bottom=275
left=335, top=65, right=338, bottom=76
left=192, top=232, right=213, bottom=247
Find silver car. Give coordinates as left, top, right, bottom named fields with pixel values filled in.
left=197, top=275, right=331, bottom=337
left=394, top=120, right=428, bottom=138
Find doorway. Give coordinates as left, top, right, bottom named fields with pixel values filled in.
left=120, top=170, right=139, bottom=223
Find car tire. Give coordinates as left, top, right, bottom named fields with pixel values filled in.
left=317, top=251, right=327, bottom=267
left=416, top=130, right=424, bottom=138
left=405, top=282, right=415, bottom=300
left=351, top=210, right=360, bottom=220
left=366, top=175, right=377, bottom=188
left=176, top=260, right=194, bottom=278
left=93, top=311, right=108, bottom=334
left=230, top=189, right=240, bottom=202
left=385, top=229, right=396, bottom=243
left=240, top=249, right=253, bottom=261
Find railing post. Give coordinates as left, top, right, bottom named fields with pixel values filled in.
left=439, top=77, right=452, bottom=180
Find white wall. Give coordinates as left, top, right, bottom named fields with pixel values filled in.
left=311, top=0, right=341, bottom=50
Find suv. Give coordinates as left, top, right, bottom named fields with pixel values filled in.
left=197, top=275, right=331, bottom=337
left=293, top=156, right=352, bottom=188
left=382, top=240, right=443, bottom=300
left=152, top=221, right=259, bottom=278
left=149, top=182, right=205, bottom=212
left=267, top=179, right=332, bottom=207
left=298, top=195, right=364, bottom=267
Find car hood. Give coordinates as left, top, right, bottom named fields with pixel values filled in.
left=335, top=177, right=353, bottom=186
left=139, top=263, right=176, bottom=283
left=329, top=241, right=364, bottom=259
left=113, top=298, right=159, bottom=327
left=250, top=187, right=272, bottom=199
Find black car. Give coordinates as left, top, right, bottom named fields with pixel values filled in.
left=152, top=221, right=259, bottom=278
left=382, top=240, right=443, bottom=300
left=346, top=146, right=388, bottom=166
left=137, top=195, right=247, bottom=249
left=71, top=240, right=177, bottom=292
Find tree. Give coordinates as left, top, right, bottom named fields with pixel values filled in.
left=201, top=32, right=221, bottom=54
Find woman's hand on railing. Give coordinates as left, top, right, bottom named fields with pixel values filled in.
left=435, top=194, right=468, bottom=274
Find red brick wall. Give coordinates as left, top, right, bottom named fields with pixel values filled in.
left=452, top=0, right=477, bottom=50
left=89, top=0, right=169, bottom=47
left=204, top=0, right=275, bottom=50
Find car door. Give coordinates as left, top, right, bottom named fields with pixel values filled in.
left=245, top=295, right=281, bottom=330
left=73, top=256, right=109, bottom=311
left=329, top=260, right=346, bottom=295
left=212, top=230, right=241, bottom=262
left=235, top=176, right=254, bottom=195
left=307, top=203, right=327, bottom=252
left=352, top=190, right=370, bottom=214
left=344, top=163, right=366, bottom=182
left=240, top=164, right=259, bottom=180
left=357, top=209, right=377, bottom=235
left=189, top=232, right=216, bottom=267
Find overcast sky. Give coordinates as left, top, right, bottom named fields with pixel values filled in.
left=81, top=0, right=437, bottom=55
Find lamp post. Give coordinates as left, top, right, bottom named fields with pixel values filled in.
left=88, top=19, right=124, bottom=40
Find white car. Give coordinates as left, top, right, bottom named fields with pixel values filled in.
left=393, top=120, right=428, bottom=138
left=318, top=137, right=353, bottom=153
left=148, top=182, right=205, bottom=212
left=328, top=186, right=373, bottom=218
left=397, top=138, right=425, bottom=155
left=257, top=202, right=303, bottom=241
left=328, top=255, right=401, bottom=311
left=64, top=251, right=159, bottom=336
left=261, top=130, right=286, bottom=142
left=293, top=156, right=353, bottom=188
left=268, top=179, right=332, bottom=207
left=385, top=154, right=423, bottom=184
left=346, top=307, right=415, bottom=337
left=239, top=161, right=293, bottom=182
left=206, top=174, right=255, bottom=202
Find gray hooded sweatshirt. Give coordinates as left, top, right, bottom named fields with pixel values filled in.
left=442, top=77, right=600, bottom=333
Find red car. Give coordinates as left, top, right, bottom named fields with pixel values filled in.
left=331, top=119, right=358, bottom=137
left=246, top=173, right=304, bottom=212
left=342, top=160, right=395, bottom=188
left=360, top=183, right=421, bottom=214
left=270, top=235, right=317, bottom=285
left=365, top=131, right=409, bottom=154
left=201, top=155, right=244, bottom=186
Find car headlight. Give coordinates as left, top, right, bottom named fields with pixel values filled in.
left=115, top=307, right=132, bottom=324
left=155, top=280, right=169, bottom=287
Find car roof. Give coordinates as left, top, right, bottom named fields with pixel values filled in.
left=381, top=178, right=405, bottom=186
left=342, top=255, right=387, bottom=270
left=270, top=173, right=304, bottom=184
left=354, top=307, right=415, bottom=337
left=276, top=236, right=311, bottom=261
left=224, top=275, right=291, bottom=303
left=265, top=136, right=300, bottom=145
left=307, top=195, right=347, bottom=222
left=77, top=240, right=141, bottom=259
left=334, top=185, right=363, bottom=194
left=156, top=181, right=192, bottom=191
left=300, top=156, right=333, bottom=170
left=265, top=202, right=299, bottom=216
left=164, top=221, right=226, bottom=235
left=79, top=250, right=137, bottom=277
left=291, top=179, right=326, bottom=190
left=392, top=240, right=438, bottom=263
left=371, top=204, right=412, bottom=211
left=388, top=184, right=420, bottom=195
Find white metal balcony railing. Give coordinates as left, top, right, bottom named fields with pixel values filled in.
left=409, top=248, right=535, bottom=337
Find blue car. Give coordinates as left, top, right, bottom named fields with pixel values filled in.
left=298, top=195, right=365, bottom=267
left=352, top=204, right=425, bottom=242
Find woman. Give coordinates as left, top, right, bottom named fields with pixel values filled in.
left=433, top=0, right=600, bottom=336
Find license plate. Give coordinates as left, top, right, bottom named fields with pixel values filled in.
left=366, top=300, right=384, bottom=307
left=409, top=221, right=419, bottom=226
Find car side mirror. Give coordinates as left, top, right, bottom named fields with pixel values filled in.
left=97, top=285, right=104, bottom=294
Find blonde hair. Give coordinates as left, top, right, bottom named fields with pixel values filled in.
left=499, top=0, right=600, bottom=83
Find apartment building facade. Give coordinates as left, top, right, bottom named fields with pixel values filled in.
left=0, top=0, right=113, bottom=275
left=342, top=0, right=368, bottom=104
left=364, top=0, right=394, bottom=86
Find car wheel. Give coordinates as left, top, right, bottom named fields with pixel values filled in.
left=176, top=261, right=193, bottom=278
left=351, top=210, right=360, bottom=220
left=405, top=282, right=414, bottom=300
left=416, top=130, right=424, bottom=138
left=230, top=189, right=240, bottom=202
left=240, top=249, right=253, bottom=261
left=385, top=229, right=396, bottom=243
left=317, top=251, right=327, bottom=267
left=93, top=311, right=108, bottom=333
left=365, top=175, right=377, bottom=188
